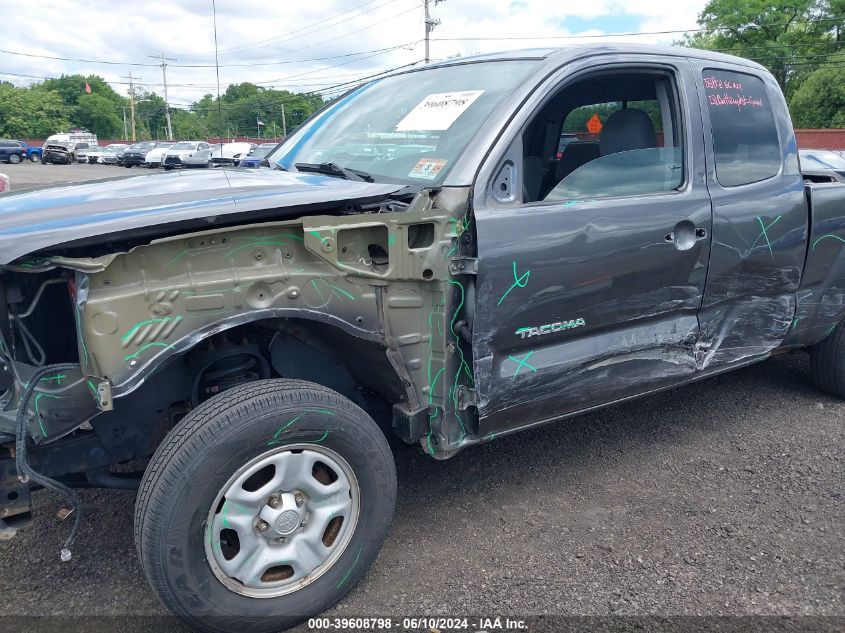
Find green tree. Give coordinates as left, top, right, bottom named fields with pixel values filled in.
left=0, top=84, right=71, bottom=138
left=679, top=0, right=845, bottom=97
left=76, top=92, right=123, bottom=137
left=789, top=52, right=845, bottom=126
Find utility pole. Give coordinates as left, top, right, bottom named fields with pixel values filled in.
left=122, top=107, right=128, bottom=141
left=424, top=0, right=443, bottom=64
left=120, top=71, right=139, bottom=142
left=281, top=103, right=287, bottom=137
left=149, top=53, right=176, bottom=140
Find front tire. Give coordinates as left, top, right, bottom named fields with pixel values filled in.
left=8, top=154, right=21, bottom=164
left=29, top=154, right=39, bottom=163
left=134, top=379, right=397, bottom=633
left=809, top=322, right=845, bottom=398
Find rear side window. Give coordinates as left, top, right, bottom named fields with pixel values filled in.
left=703, top=69, right=780, bottom=187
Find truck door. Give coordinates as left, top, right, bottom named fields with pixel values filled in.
left=687, top=61, right=807, bottom=368
left=471, top=56, right=712, bottom=435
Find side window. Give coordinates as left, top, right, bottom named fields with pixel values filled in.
left=702, top=69, right=780, bottom=187
left=521, top=70, right=684, bottom=203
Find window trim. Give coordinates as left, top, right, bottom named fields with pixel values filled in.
left=699, top=66, right=783, bottom=189
left=485, top=62, right=690, bottom=210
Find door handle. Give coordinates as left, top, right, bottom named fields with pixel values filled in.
left=664, top=221, right=707, bottom=251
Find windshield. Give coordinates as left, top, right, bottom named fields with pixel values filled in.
left=170, top=142, right=195, bottom=150
left=800, top=150, right=845, bottom=170
left=252, top=146, right=274, bottom=159
left=270, top=60, right=538, bottom=184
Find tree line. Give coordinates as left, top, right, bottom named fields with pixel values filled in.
left=0, top=74, right=325, bottom=140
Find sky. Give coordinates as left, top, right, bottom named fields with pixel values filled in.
left=0, top=0, right=710, bottom=106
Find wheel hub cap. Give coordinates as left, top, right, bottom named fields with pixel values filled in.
left=204, top=444, right=359, bottom=598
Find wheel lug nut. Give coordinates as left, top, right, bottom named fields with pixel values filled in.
left=294, top=492, right=304, bottom=506
left=255, top=519, right=269, bottom=532
left=274, top=536, right=287, bottom=544
left=268, top=494, right=282, bottom=509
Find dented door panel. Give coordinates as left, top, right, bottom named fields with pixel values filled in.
left=471, top=56, right=712, bottom=433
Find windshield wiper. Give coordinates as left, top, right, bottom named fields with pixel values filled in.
left=294, top=162, right=374, bottom=182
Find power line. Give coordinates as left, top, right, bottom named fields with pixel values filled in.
left=199, top=0, right=404, bottom=58
left=1, top=16, right=840, bottom=68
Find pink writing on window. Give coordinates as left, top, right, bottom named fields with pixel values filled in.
left=704, top=75, right=743, bottom=90
left=707, top=93, right=764, bottom=109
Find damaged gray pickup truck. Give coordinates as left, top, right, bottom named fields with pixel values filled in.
left=1, top=44, right=845, bottom=631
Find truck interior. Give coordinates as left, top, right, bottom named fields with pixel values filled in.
left=521, top=70, right=684, bottom=203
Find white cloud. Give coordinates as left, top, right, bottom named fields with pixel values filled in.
left=0, top=0, right=708, bottom=103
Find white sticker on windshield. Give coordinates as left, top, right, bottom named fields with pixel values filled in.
left=408, top=158, right=448, bottom=180
left=395, top=90, right=484, bottom=131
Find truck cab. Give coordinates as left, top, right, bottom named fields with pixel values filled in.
left=0, top=45, right=844, bottom=632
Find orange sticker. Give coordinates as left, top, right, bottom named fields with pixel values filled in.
left=586, top=114, right=602, bottom=134
left=408, top=158, right=448, bottom=180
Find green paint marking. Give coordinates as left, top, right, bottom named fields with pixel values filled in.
left=824, top=323, right=837, bottom=337
left=225, top=240, right=288, bottom=259
left=483, top=432, right=497, bottom=441
left=123, top=342, right=173, bottom=362
left=388, top=234, right=395, bottom=246
left=508, top=352, right=537, bottom=379
left=515, top=327, right=531, bottom=335
left=428, top=367, right=445, bottom=400
left=75, top=307, right=89, bottom=367
left=121, top=316, right=183, bottom=341
left=268, top=408, right=335, bottom=444
left=310, top=278, right=328, bottom=302
left=34, top=392, right=61, bottom=437
left=25, top=373, right=67, bottom=389
left=791, top=317, right=799, bottom=330
left=444, top=245, right=456, bottom=262
left=330, top=285, right=355, bottom=301
left=448, top=279, right=469, bottom=434
left=747, top=215, right=782, bottom=258
left=811, top=234, right=845, bottom=251
left=497, top=261, right=531, bottom=306
left=336, top=544, right=363, bottom=589
left=86, top=379, right=99, bottom=401
left=167, top=249, right=189, bottom=265
left=314, top=431, right=329, bottom=443
left=310, top=230, right=332, bottom=246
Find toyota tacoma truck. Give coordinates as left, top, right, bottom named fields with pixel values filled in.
left=1, top=44, right=844, bottom=632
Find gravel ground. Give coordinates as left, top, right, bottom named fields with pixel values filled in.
left=0, top=166, right=842, bottom=631
left=1, top=159, right=149, bottom=191
left=0, top=352, right=842, bottom=631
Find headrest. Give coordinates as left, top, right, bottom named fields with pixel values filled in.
left=599, top=109, right=656, bottom=156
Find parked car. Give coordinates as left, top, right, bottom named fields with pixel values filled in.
left=98, top=145, right=127, bottom=165
left=0, top=140, right=25, bottom=164
left=75, top=145, right=95, bottom=163
left=210, top=142, right=255, bottom=166
left=2, top=45, right=845, bottom=633
left=24, top=143, right=42, bottom=163
left=799, top=149, right=845, bottom=179
left=143, top=142, right=176, bottom=168
left=0, top=172, right=8, bottom=192
left=41, top=142, right=75, bottom=164
left=182, top=148, right=216, bottom=168
left=163, top=141, right=210, bottom=169
left=84, top=146, right=104, bottom=164
left=237, top=143, right=275, bottom=167
left=1, top=140, right=43, bottom=163
left=43, top=131, right=98, bottom=149
left=121, top=141, right=158, bottom=168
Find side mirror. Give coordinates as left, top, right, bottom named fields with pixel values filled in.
left=260, top=158, right=270, bottom=167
